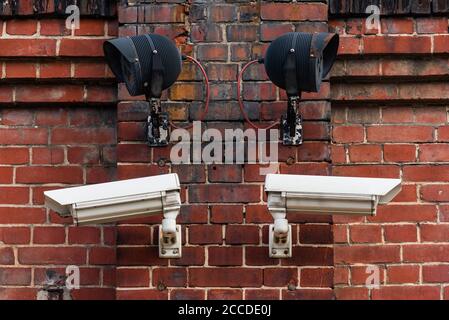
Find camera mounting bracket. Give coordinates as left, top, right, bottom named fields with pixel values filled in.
left=281, top=95, right=303, bottom=145
left=159, top=190, right=182, bottom=258
left=147, top=98, right=169, bottom=147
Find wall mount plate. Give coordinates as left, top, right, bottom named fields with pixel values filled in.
left=269, top=224, right=292, bottom=259
left=159, top=225, right=182, bottom=259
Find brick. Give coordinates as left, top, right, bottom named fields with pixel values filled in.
left=118, top=247, right=168, bottom=267
left=335, top=287, right=369, bottom=300
left=40, top=19, right=70, bottom=36
left=0, top=268, right=31, bottom=286
left=52, top=128, right=115, bottom=144
left=0, top=227, right=30, bottom=244
left=144, top=5, right=185, bottom=23
left=334, top=266, right=349, bottom=285
left=210, top=205, right=244, bottom=224
left=171, top=289, right=205, bottom=300
left=171, top=247, right=205, bottom=267
left=18, top=247, right=86, bottom=265
left=226, top=225, right=259, bottom=245
left=208, top=247, right=242, bottom=266
left=333, top=165, right=400, bottom=179
left=0, top=207, right=45, bottom=224
left=209, top=5, right=236, bottom=22
left=384, top=225, right=417, bottom=243
left=416, top=17, right=448, bottom=34
left=191, top=23, right=222, bottom=42
left=206, top=64, right=238, bottom=81
left=189, top=185, right=260, bottom=203
left=5, top=62, right=36, bottom=78
left=333, top=225, right=348, bottom=244
left=246, top=289, right=280, bottom=300
left=415, top=107, right=447, bottom=123
left=197, top=44, right=228, bottom=61
left=246, top=205, right=271, bottom=224
left=59, top=39, right=105, bottom=57
left=33, top=227, right=65, bottom=244
left=384, top=144, right=416, bottom=162
left=189, top=268, right=263, bottom=288
left=335, top=245, right=400, bottom=264
left=372, top=286, right=440, bottom=300
left=350, top=225, right=382, bottom=243
left=116, top=289, right=167, bottom=300
left=283, top=289, right=333, bottom=300
left=0, top=288, right=37, bottom=300
left=260, top=3, right=327, bottom=21
left=0, top=148, right=29, bottom=165
left=32, top=148, right=65, bottom=165
left=300, top=268, right=333, bottom=288
left=333, top=126, right=364, bottom=143
left=16, top=167, right=83, bottom=184
left=153, top=268, right=187, bottom=287
left=0, top=187, right=29, bottom=205
left=68, top=146, right=100, bottom=164
left=189, top=225, right=222, bottom=245
left=208, top=165, right=242, bottom=183
left=434, top=35, right=449, bottom=53
left=245, top=247, right=278, bottom=267
left=370, top=204, right=437, bottom=223
left=264, top=268, right=298, bottom=287
left=300, top=225, right=333, bottom=244
left=381, top=18, right=414, bottom=34
left=403, top=245, right=449, bottom=262
left=367, top=126, right=433, bottom=143
left=169, top=83, right=203, bottom=101
left=6, top=20, right=37, bottom=35
left=349, top=144, right=382, bottom=162
left=421, top=185, right=449, bottom=202
left=387, top=265, right=420, bottom=284
left=338, top=36, right=361, bottom=55
left=391, top=184, right=418, bottom=202
left=227, top=25, right=257, bottom=42
left=419, top=144, right=449, bottom=162
left=35, top=108, right=69, bottom=126
left=260, top=23, right=294, bottom=41
left=364, top=36, right=431, bottom=54
left=75, top=19, right=105, bottom=36
left=404, top=165, right=449, bottom=182
left=90, top=247, right=116, bottom=265
left=0, top=39, right=56, bottom=57
left=16, top=85, right=84, bottom=103
left=178, top=205, right=208, bottom=224
left=421, top=224, right=449, bottom=242
left=117, top=268, right=149, bottom=287
left=0, top=248, right=15, bottom=265
left=208, top=289, right=243, bottom=300
left=40, top=62, right=72, bottom=78
left=117, top=144, right=150, bottom=163
left=423, top=265, right=449, bottom=283
left=68, top=227, right=101, bottom=244
left=283, top=247, right=333, bottom=267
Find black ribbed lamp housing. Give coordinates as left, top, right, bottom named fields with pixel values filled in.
left=104, top=34, right=182, bottom=97
left=264, top=32, right=339, bottom=94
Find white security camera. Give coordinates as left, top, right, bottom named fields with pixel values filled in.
left=265, top=174, right=402, bottom=258
left=44, top=173, right=182, bottom=258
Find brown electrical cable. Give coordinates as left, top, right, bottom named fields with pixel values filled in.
left=238, top=60, right=280, bottom=131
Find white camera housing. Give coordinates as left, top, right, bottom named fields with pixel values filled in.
left=44, top=173, right=182, bottom=258
left=265, top=174, right=402, bottom=258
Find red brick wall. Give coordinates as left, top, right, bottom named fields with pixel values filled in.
left=330, top=13, right=449, bottom=300
left=0, top=15, right=118, bottom=299
left=115, top=0, right=334, bottom=300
